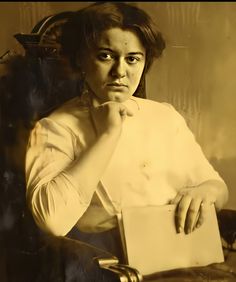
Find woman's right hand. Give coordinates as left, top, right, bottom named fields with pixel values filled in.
left=90, top=101, right=133, bottom=136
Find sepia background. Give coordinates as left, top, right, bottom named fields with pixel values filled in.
left=0, top=2, right=235, bottom=209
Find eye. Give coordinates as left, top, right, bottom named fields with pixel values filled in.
left=97, top=52, right=113, bottom=61
left=126, top=56, right=141, bottom=64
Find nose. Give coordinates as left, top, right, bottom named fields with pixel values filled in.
left=111, top=59, right=126, bottom=78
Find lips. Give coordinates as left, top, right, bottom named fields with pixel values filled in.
left=107, top=82, right=128, bottom=87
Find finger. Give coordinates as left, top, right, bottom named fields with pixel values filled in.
left=185, top=198, right=202, bottom=233
left=91, top=98, right=118, bottom=108
left=96, top=101, right=134, bottom=116
left=102, top=100, right=134, bottom=116
left=195, top=201, right=211, bottom=230
left=91, top=96, right=101, bottom=108
left=119, top=108, right=127, bottom=121
left=170, top=193, right=183, bottom=205
left=124, top=107, right=134, bottom=117
left=118, top=104, right=133, bottom=117
left=176, top=195, right=192, bottom=233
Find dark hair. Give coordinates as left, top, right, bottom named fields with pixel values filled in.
left=60, top=2, right=165, bottom=72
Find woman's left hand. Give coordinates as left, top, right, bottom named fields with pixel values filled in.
left=170, top=184, right=217, bottom=234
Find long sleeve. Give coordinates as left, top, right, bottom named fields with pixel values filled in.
left=25, top=118, right=92, bottom=236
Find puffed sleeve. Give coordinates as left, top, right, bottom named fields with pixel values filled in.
left=25, top=118, right=91, bottom=236
left=170, top=107, right=225, bottom=187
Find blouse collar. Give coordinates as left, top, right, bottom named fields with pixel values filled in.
left=79, top=90, right=141, bottom=114
left=123, top=97, right=140, bottom=114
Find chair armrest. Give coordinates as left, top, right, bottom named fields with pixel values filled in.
left=217, top=209, right=236, bottom=250
left=42, top=235, right=121, bottom=281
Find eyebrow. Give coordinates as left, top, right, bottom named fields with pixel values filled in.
left=98, top=47, right=145, bottom=56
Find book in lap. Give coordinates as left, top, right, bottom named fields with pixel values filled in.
left=117, top=204, right=224, bottom=276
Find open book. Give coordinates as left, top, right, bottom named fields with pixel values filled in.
left=117, top=204, right=224, bottom=276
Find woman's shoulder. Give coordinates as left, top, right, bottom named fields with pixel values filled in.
left=133, top=96, right=186, bottom=129
left=36, top=96, right=90, bottom=134
left=53, top=95, right=90, bottom=119
left=133, top=96, right=178, bottom=116
left=51, top=95, right=89, bottom=116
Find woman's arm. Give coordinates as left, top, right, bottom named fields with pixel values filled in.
left=26, top=101, right=133, bottom=236
left=65, top=101, right=133, bottom=195
left=168, top=106, right=229, bottom=234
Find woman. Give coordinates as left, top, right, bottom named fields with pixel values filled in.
left=25, top=2, right=228, bottom=259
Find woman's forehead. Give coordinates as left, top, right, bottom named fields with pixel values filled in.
left=95, top=27, right=146, bottom=54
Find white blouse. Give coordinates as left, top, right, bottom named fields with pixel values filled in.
left=25, top=95, right=224, bottom=236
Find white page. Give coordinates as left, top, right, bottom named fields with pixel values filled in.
left=121, top=204, right=224, bottom=276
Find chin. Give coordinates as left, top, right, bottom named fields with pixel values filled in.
left=107, top=92, right=131, bottom=103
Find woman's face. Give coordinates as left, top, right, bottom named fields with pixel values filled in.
left=80, top=27, right=146, bottom=103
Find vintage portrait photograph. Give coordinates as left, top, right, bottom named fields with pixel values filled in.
left=0, top=2, right=236, bottom=281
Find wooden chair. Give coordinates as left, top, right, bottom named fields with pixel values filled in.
left=0, top=11, right=143, bottom=282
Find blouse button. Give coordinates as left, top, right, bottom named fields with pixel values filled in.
left=140, top=161, right=151, bottom=180
left=140, top=160, right=150, bottom=168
